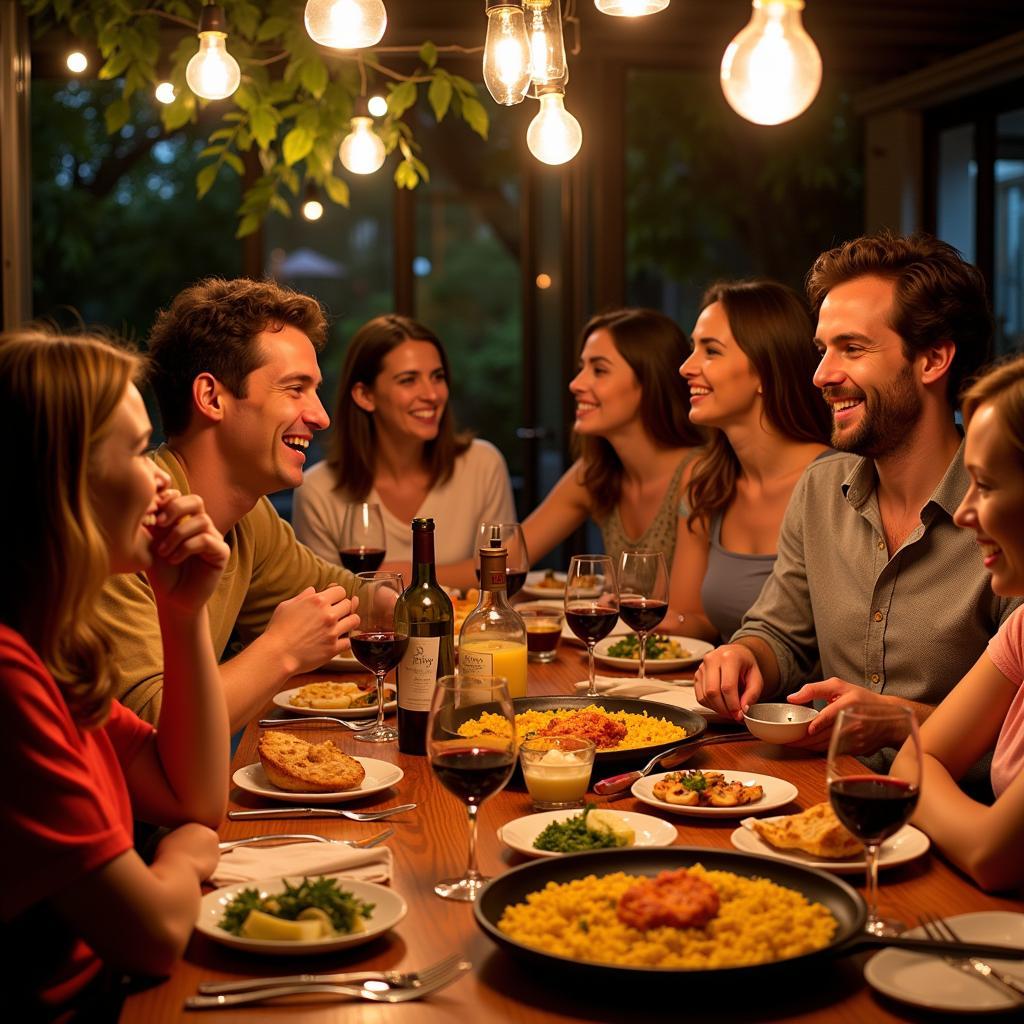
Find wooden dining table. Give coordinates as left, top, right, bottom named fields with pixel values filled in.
left=120, top=644, right=1024, bottom=1023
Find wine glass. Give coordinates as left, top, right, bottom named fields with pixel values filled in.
left=564, top=554, right=619, bottom=698
left=428, top=674, right=515, bottom=901
left=340, top=502, right=386, bottom=573
left=477, top=521, right=529, bottom=598
left=826, top=707, right=921, bottom=936
left=350, top=572, right=407, bottom=744
left=617, top=549, right=669, bottom=679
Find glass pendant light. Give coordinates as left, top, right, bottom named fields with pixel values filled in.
left=305, top=0, right=387, bottom=49
left=185, top=3, right=241, bottom=100
left=339, top=98, right=387, bottom=174
left=483, top=1, right=532, bottom=106
left=526, top=86, right=583, bottom=165
left=594, top=0, right=669, bottom=15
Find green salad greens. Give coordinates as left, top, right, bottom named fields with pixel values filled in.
left=606, top=633, right=686, bottom=660
left=219, top=876, right=374, bottom=936
left=532, top=805, right=633, bottom=853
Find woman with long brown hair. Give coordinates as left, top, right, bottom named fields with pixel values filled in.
left=293, top=314, right=515, bottom=586
left=0, top=330, right=229, bottom=1018
left=675, top=280, right=832, bottom=641
left=521, top=307, right=702, bottom=572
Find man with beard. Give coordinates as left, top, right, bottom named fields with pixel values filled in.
left=695, top=232, right=1021, bottom=766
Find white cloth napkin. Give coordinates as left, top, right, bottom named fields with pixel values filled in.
left=212, top=843, right=393, bottom=887
left=573, top=675, right=692, bottom=697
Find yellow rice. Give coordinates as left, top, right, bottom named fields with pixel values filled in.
left=456, top=705, right=686, bottom=752
left=497, top=866, right=837, bottom=969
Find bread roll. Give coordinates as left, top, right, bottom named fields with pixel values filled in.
left=258, top=732, right=366, bottom=792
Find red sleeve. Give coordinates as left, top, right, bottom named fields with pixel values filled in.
left=0, top=630, right=145, bottom=920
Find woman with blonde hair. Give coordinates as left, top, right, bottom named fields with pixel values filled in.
left=675, top=280, right=832, bottom=641
left=0, top=330, right=230, bottom=1017
left=891, top=354, right=1024, bottom=891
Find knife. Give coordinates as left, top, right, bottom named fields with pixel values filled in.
left=229, top=803, right=416, bottom=820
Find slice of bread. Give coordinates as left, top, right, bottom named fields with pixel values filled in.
left=258, top=732, right=366, bottom=792
left=750, top=802, right=861, bottom=859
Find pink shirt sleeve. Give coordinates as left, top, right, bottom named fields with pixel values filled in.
left=987, top=607, right=1024, bottom=799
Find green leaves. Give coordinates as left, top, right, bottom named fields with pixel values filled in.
left=387, top=81, right=418, bottom=119
left=460, top=97, right=489, bottom=140
left=282, top=126, right=314, bottom=166
left=428, top=72, right=452, bottom=121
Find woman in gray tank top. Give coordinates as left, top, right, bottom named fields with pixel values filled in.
left=674, top=281, right=833, bottom=642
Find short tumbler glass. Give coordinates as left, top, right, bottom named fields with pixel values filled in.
left=519, top=735, right=596, bottom=810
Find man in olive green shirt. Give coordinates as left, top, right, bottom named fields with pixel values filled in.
left=696, top=233, right=1020, bottom=762
left=99, top=279, right=360, bottom=730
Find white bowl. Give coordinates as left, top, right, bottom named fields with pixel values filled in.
left=743, top=703, right=818, bottom=743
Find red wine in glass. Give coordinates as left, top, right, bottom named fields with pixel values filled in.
left=565, top=605, right=620, bottom=644
left=618, top=596, right=668, bottom=633
left=431, top=747, right=515, bottom=804
left=350, top=630, right=409, bottom=675
left=829, top=776, right=919, bottom=844
left=340, top=547, right=386, bottom=573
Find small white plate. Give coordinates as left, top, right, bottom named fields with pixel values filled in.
left=594, top=635, right=715, bottom=673
left=196, top=875, right=407, bottom=955
left=322, top=650, right=371, bottom=674
left=864, top=912, right=1024, bottom=1013
left=520, top=570, right=568, bottom=599
left=232, top=758, right=404, bottom=805
left=730, top=816, right=930, bottom=874
left=632, top=769, right=798, bottom=817
left=499, top=810, right=677, bottom=859
left=273, top=686, right=396, bottom=720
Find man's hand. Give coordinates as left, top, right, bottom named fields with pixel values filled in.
left=147, top=490, right=230, bottom=616
left=787, top=679, right=905, bottom=753
left=263, top=585, right=361, bottom=677
left=694, top=643, right=765, bottom=722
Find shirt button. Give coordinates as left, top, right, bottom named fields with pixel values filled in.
left=870, top=673, right=880, bottom=684
left=877, top=540, right=885, bottom=551
left=874, top=610, right=884, bottom=622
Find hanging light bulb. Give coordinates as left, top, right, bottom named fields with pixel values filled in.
left=154, top=81, right=177, bottom=105
left=301, top=183, right=325, bottom=221
left=185, top=4, right=241, bottom=101
left=339, top=98, right=387, bottom=174
left=367, top=94, right=388, bottom=117
left=66, top=51, right=89, bottom=73
left=526, top=86, right=582, bottom=165
left=524, top=0, right=567, bottom=90
left=483, top=1, right=532, bottom=106
left=595, top=0, right=669, bottom=15
left=720, top=0, right=822, bottom=126
left=305, top=0, right=387, bottom=49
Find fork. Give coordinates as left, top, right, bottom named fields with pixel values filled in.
left=919, top=913, right=1024, bottom=1005
left=258, top=716, right=373, bottom=732
left=217, top=828, right=393, bottom=852
left=197, top=951, right=466, bottom=996
left=185, top=958, right=471, bottom=1009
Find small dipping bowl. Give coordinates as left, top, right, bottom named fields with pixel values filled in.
left=743, top=703, right=818, bottom=743
left=519, top=735, right=596, bottom=810
left=517, top=601, right=565, bottom=663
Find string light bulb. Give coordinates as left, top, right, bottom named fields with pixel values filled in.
left=305, top=0, right=387, bottom=49
left=720, top=0, right=822, bottom=126
left=154, top=81, right=176, bottom=104
left=66, top=51, right=88, bottom=73
left=526, top=87, right=582, bottom=165
left=525, top=0, right=567, bottom=90
left=483, top=1, right=532, bottom=106
left=185, top=4, right=241, bottom=101
left=301, top=183, right=325, bottom=221
left=594, top=0, right=669, bottom=15
left=367, top=94, right=388, bottom=117
left=339, top=98, right=386, bottom=174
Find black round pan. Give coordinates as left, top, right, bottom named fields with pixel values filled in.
left=449, top=695, right=707, bottom=770
left=474, top=847, right=866, bottom=982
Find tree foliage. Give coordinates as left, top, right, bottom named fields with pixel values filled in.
left=24, top=0, right=490, bottom=236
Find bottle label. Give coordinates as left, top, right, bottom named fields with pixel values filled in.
left=397, top=636, right=441, bottom=712
left=459, top=645, right=493, bottom=675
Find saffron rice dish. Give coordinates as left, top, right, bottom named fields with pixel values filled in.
left=456, top=705, right=687, bottom=752
left=497, top=866, right=837, bottom=969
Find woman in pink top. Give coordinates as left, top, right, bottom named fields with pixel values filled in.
left=891, top=353, right=1024, bottom=891
left=0, top=331, right=230, bottom=1018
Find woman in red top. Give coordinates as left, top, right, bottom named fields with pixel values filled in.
left=0, top=330, right=230, bottom=1019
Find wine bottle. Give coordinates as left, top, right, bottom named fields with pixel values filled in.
left=394, top=518, right=455, bottom=754
left=459, top=545, right=528, bottom=698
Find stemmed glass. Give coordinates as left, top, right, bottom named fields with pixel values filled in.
left=350, top=572, right=407, bottom=744
left=428, top=674, right=515, bottom=901
left=826, top=707, right=921, bottom=936
left=340, top=502, right=386, bottom=573
left=478, top=521, right=529, bottom=597
left=617, top=549, right=669, bottom=679
left=564, top=554, right=619, bottom=698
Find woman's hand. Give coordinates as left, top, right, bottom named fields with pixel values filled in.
left=146, top=489, right=229, bottom=616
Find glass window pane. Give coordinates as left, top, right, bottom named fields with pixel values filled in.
left=995, top=108, right=1024, bottom=355
left=936, top=123, right=976, bottom=263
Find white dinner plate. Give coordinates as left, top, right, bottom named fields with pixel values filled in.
left=594, top=635, right=715, bottom=673
left=232, top=757, right=404, bottom=805
left=520, top=570, right=568, bottom=599
left=730, top=816, right=930, bottom=874
left=864, top=912, right=1024, bottom=1013
left=196, top=874, right=407, bottom=955
left=632, top=769, right=798, bottom=817
left=322, top=649, right=371, bottom=674
left=272, top=685, right=396, bottom=720
left=498, top=810, right=677, bottom=859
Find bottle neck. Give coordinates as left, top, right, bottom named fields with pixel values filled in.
left=412, top=525, right=437, bottom=584
left=478, top=549, right=509, bottom=607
